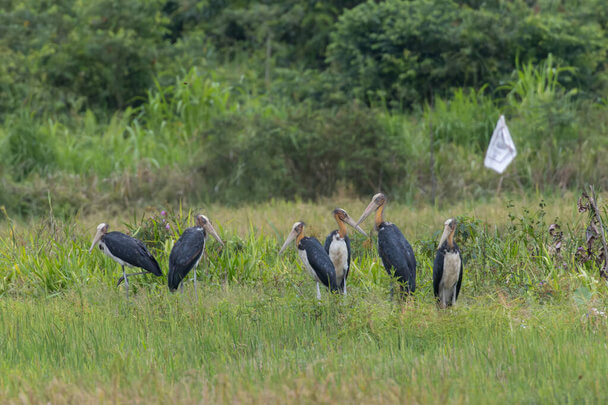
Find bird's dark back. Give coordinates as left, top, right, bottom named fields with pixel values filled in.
left=300, top=237, right=339, bottom=292
left=168, top=227, right=206, bottom=291
left=102, top=232, right=162, bottom=276
left=377, top=223, right=416, bottom=292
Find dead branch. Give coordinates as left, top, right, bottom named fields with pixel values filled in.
left=588, top=185, right=608, bottom=279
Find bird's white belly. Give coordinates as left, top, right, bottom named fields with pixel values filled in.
left=99, top=241, right=132, bottom=267
left=440, top=252, right=461, bottom=304
left=298, top=249, right=320, bottom=283
left=193, top=232, right=206, bottom=270
left=328, top=239, right=348, bottom=283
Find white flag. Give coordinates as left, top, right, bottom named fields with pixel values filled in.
left=484, top=115, right=516, bottom=174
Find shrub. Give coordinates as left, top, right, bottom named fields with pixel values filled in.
left=500, top=56, right=579, bottom=149
left=430, top=87, right=500, bottom=153
left=328, top=0, right=462, bottom=106
left=327, top=0, right=608, bottom=106
left=197, top=102, right=407, bottom=202
left=0, top=0, right=168, bottom=114
left=4, top=111, right=56, bottom=180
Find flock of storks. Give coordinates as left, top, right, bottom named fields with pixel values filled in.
left=89, top=193, right=464, bottom=307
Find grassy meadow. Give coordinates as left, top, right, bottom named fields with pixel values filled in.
left=2, top=1, right=608, bottom=403
left=2, top=193, right=608, bottom=403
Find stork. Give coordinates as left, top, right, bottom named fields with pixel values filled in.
left=324, top=208, right=367, bottom=295
left=89, top=223, right=163, bottom=299
left=279, top=221, right=339, bottom=299
left=433, top=218, right=463, bottom=308
left=168, top=214, right=223, bottom=298
left=356, top=193, right=417, bottom=296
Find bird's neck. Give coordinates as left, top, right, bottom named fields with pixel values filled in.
left=447, top=231, right=454, bottom=249
left=374, top=205, right=384, bottom=230
left=296, top=231, right=305, bottom=246
left=439, top=227, right=455, bottom=249
left=337, top=218, right=347, bottom=239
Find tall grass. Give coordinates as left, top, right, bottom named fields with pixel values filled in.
left=1, top=196, right=608, bottom=402
left=429, top=87, right=499, bottom=153
left=0, top=194, right=602, bottom=298
left=1, top=282, right=608, bottom=402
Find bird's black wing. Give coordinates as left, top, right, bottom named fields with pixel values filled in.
left=377, top=224, right=416, bottom=293
left=345, top=234, right=351, bottom=270
left=343, top=234, right=352, bottom=288
left=433, top=244, right=446, bottom=298
left=103, top=232, right=162, bottom=276
left=405, top=237, right=417, bottom=276
left=455, top=243, right=463, bottom=300
left=168, top=227, right=206, bottom=291
left=300, top=237, right=339, bottom=292
left=132, top=238, right=163, bottom=276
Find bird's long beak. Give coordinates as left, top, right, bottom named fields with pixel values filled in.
left=343, top=215, right=368, bottom=237
left=89, top=230, right=103, bottom=253
left=279, top=229, right=298, bottom=255
left=356, top=200, right=378, bottom=227
left=204, top=223, right=224, bottom=247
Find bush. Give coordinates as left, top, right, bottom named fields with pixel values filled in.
left=430, top=87, right=500, bottom=153
left=328, top=0, right=462, bottom=106
left=327, top=0, right=608, bottom=107
left=196, top=102, right=407, bottom=202
left=500, top=56, right=579, bottom=148
left=0, top=0, right=168, bottom=114
left=181, top=1, right=366, bottom=69
left=4, top=111, right=56, bottom=180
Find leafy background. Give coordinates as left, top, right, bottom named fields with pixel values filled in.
left=1, top=0, right=607, bottom=217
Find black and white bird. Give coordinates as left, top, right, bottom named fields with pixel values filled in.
left=89, top=223, right=163, bottom=298
left=324, top=208, right=367, bottom=295
left=433, top=218, right=463, bottom=308
left=280, top=221, right=339, bottom=299
left=356, top=193, right=417, bottom=296
left=168, top=214, right=223, bottom=297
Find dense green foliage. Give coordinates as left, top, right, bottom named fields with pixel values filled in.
left=1, top=0, right=607, bottom=216
left=329, top=0, right=608, bottom=105
left=0, top=0, right=168, bottom=112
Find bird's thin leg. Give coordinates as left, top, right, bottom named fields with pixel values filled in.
left=116, top=271, right=148, bottom=287
left=122, top=265, right=129, bottom=300
left=343, top=276, right=347, bottom=296
left=316, top=282, right=321, bottom=300
left=194, top=265, right=199, bottom=301
left=180, top=282, right=184, bottom=294
left=452, top=286, right=457, bottom=305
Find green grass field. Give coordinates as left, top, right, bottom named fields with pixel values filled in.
left=2, top=193, right=608, bottom=403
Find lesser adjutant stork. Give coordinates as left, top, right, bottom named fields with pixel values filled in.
left=324, top=208, right=367, bottom=295
left=280, top=221, right=339, bottom=299
left=89, top=223, right=163, bottom=298
left=356, top=193, right=417, bottom=296
left=168, top=214, right=224, bottom=297
left=433, top=218, right=463, bottom=308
